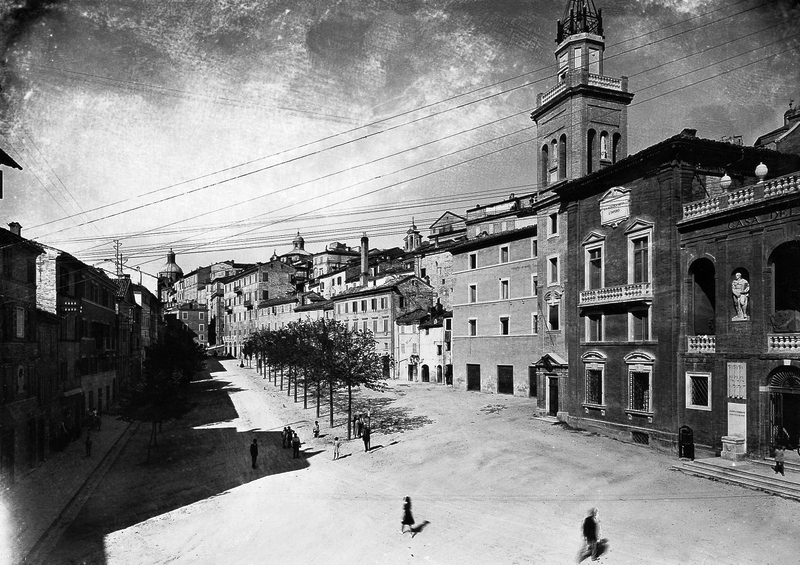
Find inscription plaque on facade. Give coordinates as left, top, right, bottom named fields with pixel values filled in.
left=599, top=187, right=630, bottom=228
left=727, top=402, right=747, bottom=444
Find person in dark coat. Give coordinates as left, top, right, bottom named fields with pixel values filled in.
left=292, top=432, right=301, bottom=459
left=250, top=438, right=259, bottom=469
left=401, top=496, right=415, bottom=534
left=579, top=507, right=601, bottom=562
left=774, top=446, right=786, bottom=476
left=285, top=426, right=293, bottom=449
left=357, top=415, right=364, bottom=438
left=84, top=431, right=92, bottom=457
left=362, top=425, right=371, bottom=452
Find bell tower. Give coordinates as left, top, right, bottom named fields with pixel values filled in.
left=531, top=0, right=634, bottom=189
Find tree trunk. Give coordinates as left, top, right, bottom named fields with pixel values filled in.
left=280, top=366, right=283, bottom=391
left=303, top=373, right=308, bottom=409
left=347, top=382, right=352, bottom=440
left=294, top=372, right=298, bottom=403
left=329, top=381, right=334, bottom=429
left=316, top=380, right=321, bottom=418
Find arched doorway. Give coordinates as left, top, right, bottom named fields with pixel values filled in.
left=421, top=365, right=430, bottom=383
left=768, top=365, right=800, bottom=449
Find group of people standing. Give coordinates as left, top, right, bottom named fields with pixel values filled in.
left=282, top=426, right=302, bottom=458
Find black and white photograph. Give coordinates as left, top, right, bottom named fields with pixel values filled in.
left=1, top=0, right=799, bottom=563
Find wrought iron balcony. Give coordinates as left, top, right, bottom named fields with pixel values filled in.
left=687, top=335, right=715, bottom=354
left=579, top=282, right=653, bottom=306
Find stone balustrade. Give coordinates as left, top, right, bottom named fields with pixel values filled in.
left=579, top=282, right=653, bottom=305
left=687, top=335, right=715, bottom=353
left=768, top=333, right=800, bottom=352
left=683, top=172, right=800, bottom=220
left=540, top=82, right=567, bottom=106
left=588, top=74, right=622, bottom=90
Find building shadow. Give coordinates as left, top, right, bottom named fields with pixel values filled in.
left=40, top=371, right=318, bottom=564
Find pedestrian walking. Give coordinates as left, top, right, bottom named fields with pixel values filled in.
left=774, top=446, right=786, bottom=476
left=362, top=424, right=371, bottom=452
left=313, top=421, right=320, bottom=438
left=291, top=432, right=301, bottom=458
left=250, top=438, right=259, bottom=469
left=401, top=496, right=415, bottom=534
left=333, top=437, right=341, bottom=460
left=282, top=426, right=289, bottom=448
left=578, top=507, right=607, bottom=563
left=285, top=426, right=293, bottom=449
left=84, top=431, right=92, bottom=457
left=353, top=415, right=359, bottom=438
left=357, top=415, right=364, bottom=438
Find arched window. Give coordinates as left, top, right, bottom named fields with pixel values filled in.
left=550, top=139, right=558, bottom=183
left=612, top=133, right=622, bottom=163
left=600, top=131, right=609, bottom=161
left=770, top=242, right=800, bottom=329
left=587, top=129, right=596, bottom=174
left=689, top=258, right=716, bottom=336
left=558, top=134, right=567, bottom=179
left=541, top=144, right=549, bottom=187
left=421, top=364, right=430, bottom=383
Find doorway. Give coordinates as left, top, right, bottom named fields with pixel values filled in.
left=548, top=376, right=559, bottom=416
left=466, top=364, right=481, bottom=391
left=768, top=365, right=800, bottom=456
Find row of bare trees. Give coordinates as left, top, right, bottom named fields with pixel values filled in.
left=242, top=318, right=388, bottom=440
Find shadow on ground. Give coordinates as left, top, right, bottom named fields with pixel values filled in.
left=43, top=370, right=318, bottom=565
left=260, top=372, right=434, bottom=438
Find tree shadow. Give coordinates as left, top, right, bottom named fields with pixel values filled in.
left=205, top=357, right=228, bottom=372
left=316, top=393, right=433, bottom=436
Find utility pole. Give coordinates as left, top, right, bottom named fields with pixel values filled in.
left=113, top=240, right=124, bottom=276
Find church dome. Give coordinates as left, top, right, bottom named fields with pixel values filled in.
left=159, top=248, right=183, bottom=278
left=293, top=231, right=305, bottom=249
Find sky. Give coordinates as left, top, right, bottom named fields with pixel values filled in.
left=0, top=0, right=797, bottom=292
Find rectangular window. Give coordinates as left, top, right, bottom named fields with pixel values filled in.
left=587, top=246, right=603, bottom=289
left=344, top=303, right=349, bottom=314
left=500, top=246, right=509, bottom=264
left=687, top=372, right=711, bottom=410
left=401, top=343, right=405, bottom=354
left=469, top=253, right=477, bottom=270
left=199, top=324, right=205, bottom=332
left=589, top=48, right=600, bottom=74
left=629, top=371, right=651, bottom=412
left=532, top=275, right=539, bottom=297
left=548, top=304, right=560, bottom=331
left=548, top=212, right=559, bottom=237
left=445, top=318, right=452, bottom=331
left=373, top=319, right=378, bottom=333
left=15, top=307, right=25, bottom=339
left=352, top=301, right=358, bottom=313
left=199, top=312, right=205, bottom=320
left=532, top=313, right=539, bottom=334
left=548, top=256, right=559, bottom=285
left=399, top=296, right=405, bottom=308
left=420, top=267, right=427, bottom=279
left=383, top=318, right=389, bottom=334
left=574, top=46, right=582, bottom=69
left=531, top=238, right=538, bottom=258
left=469, top=284, right=477, bottom=303
left=468, top=319, right=477, bottom=336
left=361, top=300, right=367, bottom=312
left=586, top=314, right=602, bottom=341
left=500, top=279, right=509, bottom=300
left=381, top=297, right=387, bottom=309
left=371, top=298, right=377, bottom=310
left=437, top=344, right=443, bottom=356
left=631, top=308, right=650, bottom=341
left=182, top=312, right=188, bottom=320
left=199, top=334, right=204, bottom=342
left=586, top=367, right=603, bottom=405
left=363, top=320, right=368, bottom=332
left=630, top=234, right=651, bottom=284
left=500, top=316, right=509, bottom=335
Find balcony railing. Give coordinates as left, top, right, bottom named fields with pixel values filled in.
left=683, top=172, right=800, bottom=221
left=234, top=285, right=242, bottom=294
left=687, top=335, right=715, bottom=354
left=579, top=282, right=653, bottom=306
left=244, top=299, right=253, bottom=309
left=540, top=82, right=567, bottom=106
left=768, top=334, right=800, bottom=352
left=588, top=74, right=623, bottom=90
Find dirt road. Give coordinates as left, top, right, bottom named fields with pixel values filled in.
left=46, top=359, right=800, bottom=564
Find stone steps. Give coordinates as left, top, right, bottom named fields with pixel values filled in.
left=671, top=459, right=800, bottom=502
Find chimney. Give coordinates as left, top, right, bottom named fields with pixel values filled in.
left=360, top=232, right=369, bottom=287
left=8, top=222, right=21, bottom=236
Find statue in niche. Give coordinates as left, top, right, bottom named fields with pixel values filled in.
left=731, top=271, right=750, bottom=321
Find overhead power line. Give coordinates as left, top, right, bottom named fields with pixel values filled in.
left=24, top=0, right=769, bottom=235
